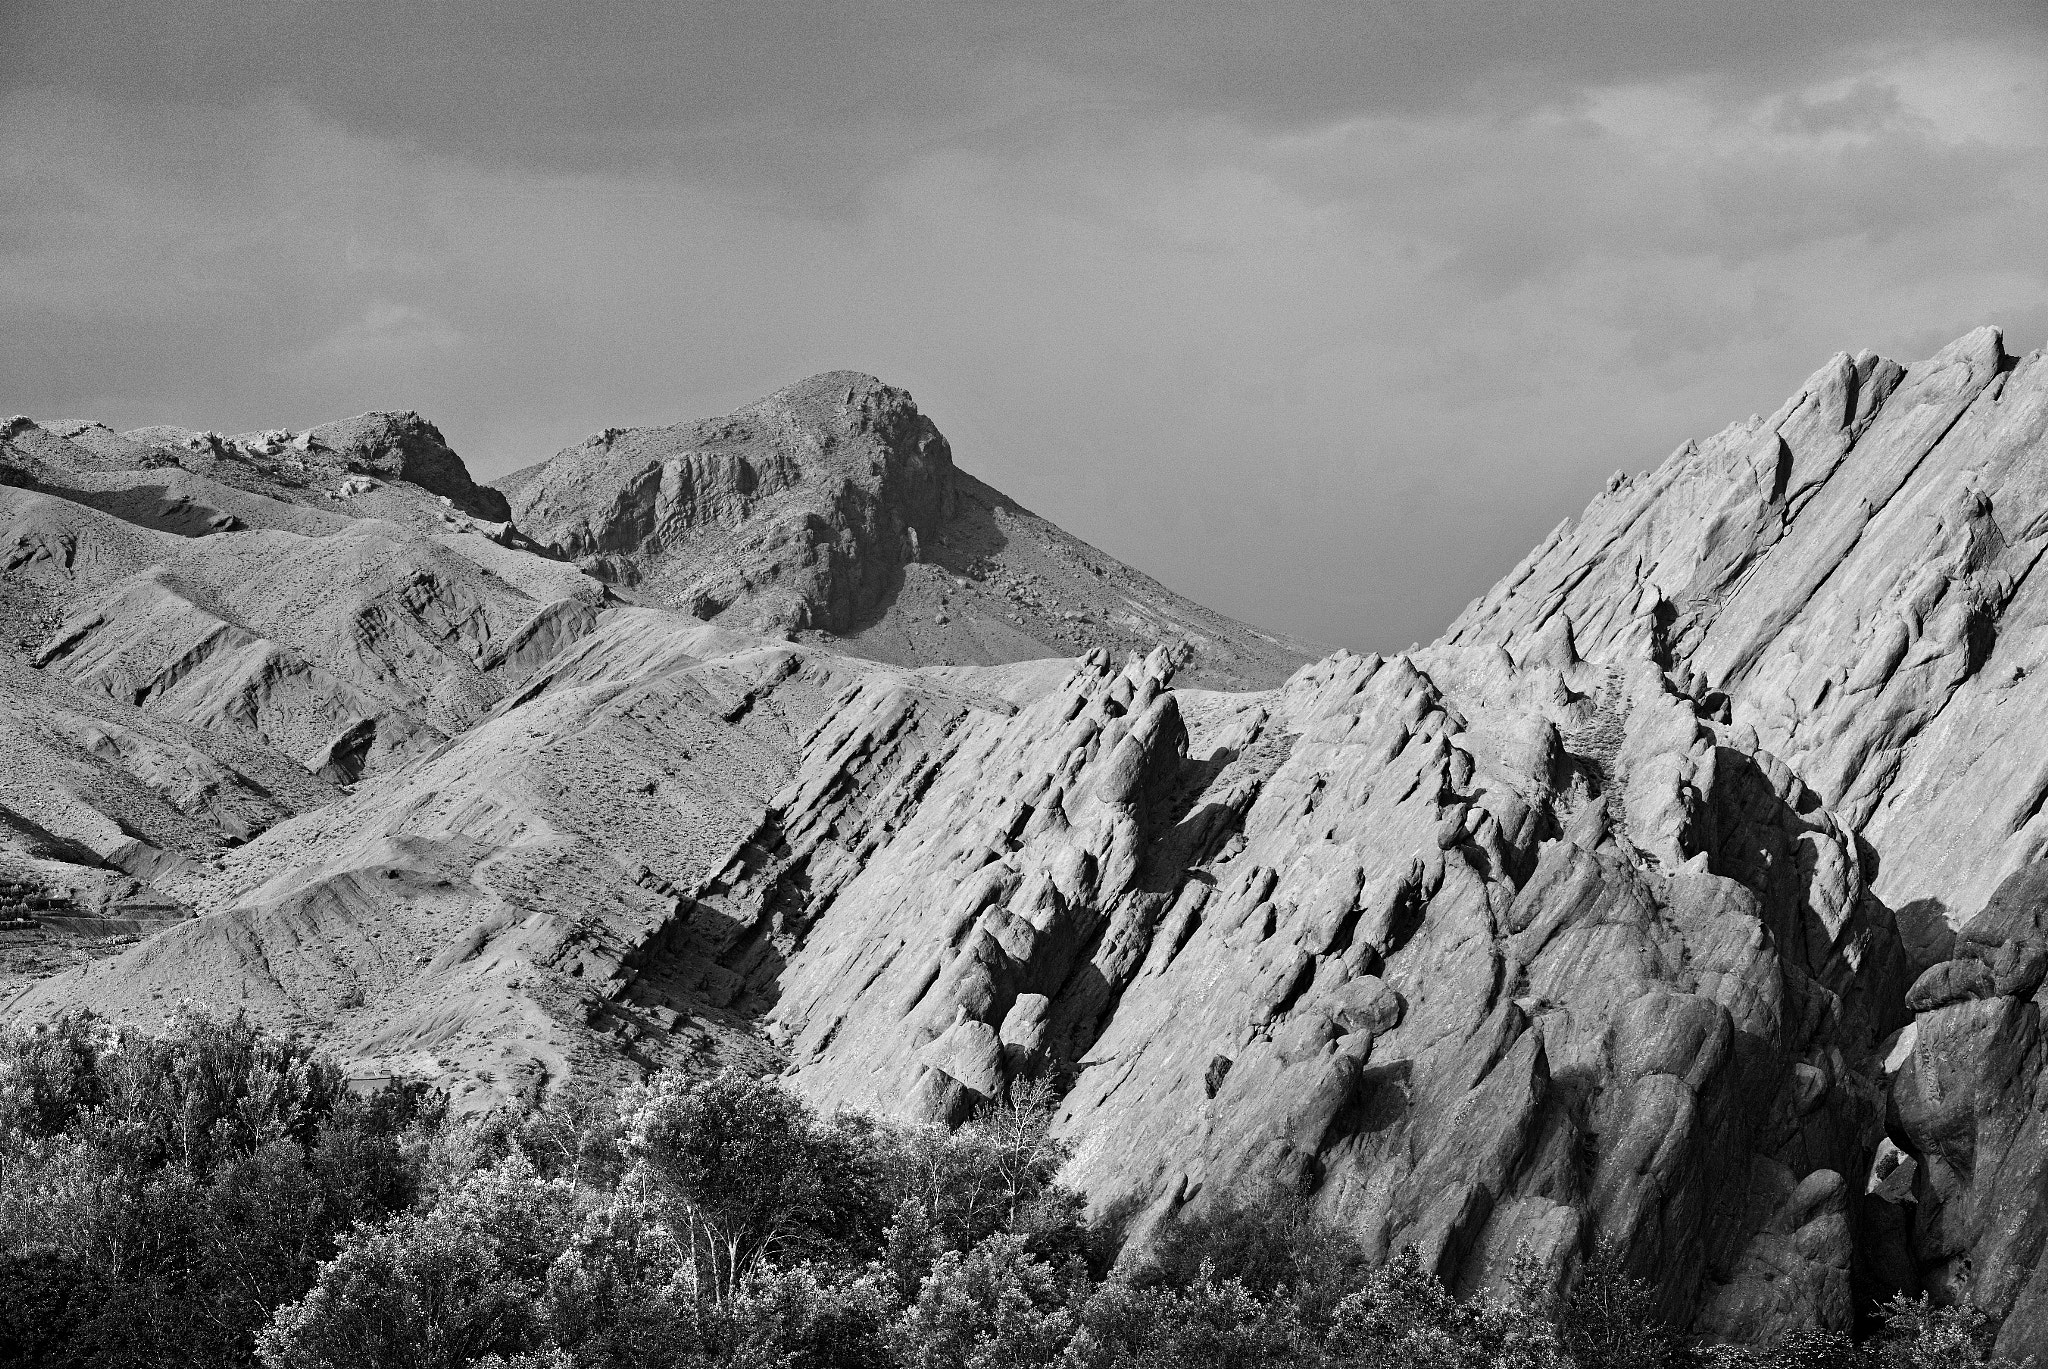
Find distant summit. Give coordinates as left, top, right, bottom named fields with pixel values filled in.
left=497, top=371, right=1318, bottom=691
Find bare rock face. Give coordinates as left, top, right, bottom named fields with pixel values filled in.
left=8, top=334, right=2048, bottom=1351
left=681, top=620, right=1909, bottom=1340
left=1445, top=328, right=2048, bottom=922
left=500, top=372, right=953, bottom=634
left=498, top=372, right=1317, bottom=690
left=600, top=328, right=2045, bottom=1347
left=1885, top=860, right=2048, bottom=1360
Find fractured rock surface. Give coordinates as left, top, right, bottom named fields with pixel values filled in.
left=6, top=333, right=2048, bottom=1348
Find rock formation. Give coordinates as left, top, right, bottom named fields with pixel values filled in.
left=4, top=330, right=2047, bottom=1351
left=498, top=371, right=1318, bottom=691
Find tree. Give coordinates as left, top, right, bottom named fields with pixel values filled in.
left=540, top=1183, right=704, bottom=1368
left=887, top=1232, right=1082, bottom=1369
left=0, top=1246, right=106, bottom=1368
left=258, top=1156, right=575, bottom=1369
left=1558, top=1244, right=1679, bottom=1369
left=1069, top=1270, right=1310, bottom=1369
left=624, top=1072, right=853, bottom=1305
left=257, top=1208, right=540, bottom=1369
left=863, top=1077, right=1077, bottom=1261
left=725, top=1264, right=894, bottom=1369
left=1140, top=1195, right=1371, bottom=1329
left=1326, top=1247, right=1568, bottom=1369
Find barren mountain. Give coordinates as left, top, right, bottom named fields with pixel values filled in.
left=4, top=334, right=2047, bottom=1351
left=496, top=370, right=1319, bottom=692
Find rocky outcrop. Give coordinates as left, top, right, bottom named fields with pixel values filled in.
left=1445, top=328, right=2048, bottom=921
left=124, top=411, right=512, bottom=523
left=676, top=616, right=1911, bottom=1340
left=499, top=372, right=958, bottom=633
left=2, top=423, right=605, bottom=781
left=1883, top=860, right=2048, bottom=1359
left=499, top=372, right=1317, bottom=690
left=6, top=332, right=2047, bottom=1350
left=2, top=607, right=1067, bottom=1107
left=597, top=328, right=2046, bottom=1346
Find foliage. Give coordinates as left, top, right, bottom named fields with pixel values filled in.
left=1138, top=1194, right=1373, bottom=1327
left=0, top=1007, right=443, bottom=1368
left=887, top=1232, right=1082, bottom=1369
left=1871, top=1294, right=2017, bottom=1369
left=623, top=1069, right=859, bottom=1304
left=1068, top=1270, right=1310, bottom=1369
left=1556, top=1244, right=1680, bottom=1369
left=1326, top=1247, right=1570, bottom=1369
left=1, top=1007, right=2023, bottom=1369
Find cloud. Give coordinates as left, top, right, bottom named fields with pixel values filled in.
left=302, top=302, right=463, bottom=364
left=1, top=19, right=2043, bottom=650
left=1771, top=79, right=1907, bottom=135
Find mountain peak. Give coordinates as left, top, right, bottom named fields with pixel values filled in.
left=496, top=374, right=1314, bottom=689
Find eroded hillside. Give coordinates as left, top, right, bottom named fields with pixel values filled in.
left=4, top=335, right=2047, bottom=1351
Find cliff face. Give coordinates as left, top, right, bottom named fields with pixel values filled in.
left=5, top=333, right=2047, bottom=1351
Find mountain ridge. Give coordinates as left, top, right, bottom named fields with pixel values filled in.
left=4, top=330, right=2047, bottom=1351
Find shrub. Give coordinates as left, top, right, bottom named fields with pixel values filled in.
left=624, top=1071, right=859, bottom=1304
left=1068, top=1271, right=1310, bottom=1369
left=256, top=1207, right=542, bottom=1369
left=1139, top=1195, right=1371, bottom=1328
left=887, top=1232, right=1083, bottom=1369
left=1326, top=1247, right=1569, bottom=1369
left=1557, top=1244, right=1680, bottom=1369
left=1873, top=1293, right=2015, bottom=1369
left=725, top=1264, right=894, bottom=1369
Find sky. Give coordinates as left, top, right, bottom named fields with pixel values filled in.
left=4, top=2, right=2045, bottom=651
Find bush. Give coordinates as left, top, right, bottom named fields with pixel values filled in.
left=1326, top=1247, right=1568, bottom=1369
left=0, top=1007, right=444, bottom=1368
left=1139, top=1195, right=1371, bottom=1328
left=256, top=1207, right=541, bottom=1369
left=1556, top=1244, right=1679, bottom=1369
left=1873, top=1294, right=2015, bottom=1369
left=624, top=1071, right=863, bottom=1304
left=12, top=1007, right=1994, bottom=1369
left=887, top=1232, right=1083, bottom=1369
left=726, top=1264, right=894, bottom=1369
left=1069, top=1271, right=1310, bottom=1369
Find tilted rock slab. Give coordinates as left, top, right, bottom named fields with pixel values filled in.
left=678, top=627, right=1910, bottom=1339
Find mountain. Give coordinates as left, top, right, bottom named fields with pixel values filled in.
left=496, top=371, right=1319, bottom=692
left=4, top=334, right=2047, bottom=1352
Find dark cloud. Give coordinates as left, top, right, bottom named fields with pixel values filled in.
left=6, top=0, right=2038, bottom=182
left=2, top=5, right=2043, bottom=650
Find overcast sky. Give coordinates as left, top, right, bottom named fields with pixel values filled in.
left=5, top=2, right=2045, bottom=650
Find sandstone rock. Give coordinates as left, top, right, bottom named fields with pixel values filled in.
left=1904, top=959, right=1996, bottom=1012
left=7, top=333, right=2048, bottom=1353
